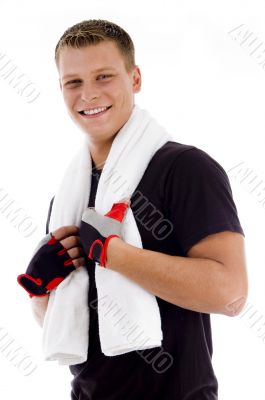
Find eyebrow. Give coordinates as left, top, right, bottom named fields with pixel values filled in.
left=62, top=67, right=116, bottom=81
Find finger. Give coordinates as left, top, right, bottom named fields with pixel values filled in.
left=52, top=225, right=79, bottom=241
left=60, top=235, right=81, bottom=250
left=67, top=246, right=85, bottom=259
left=72, top=257, right=86, bottom=269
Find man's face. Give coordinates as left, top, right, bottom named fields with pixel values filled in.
left=58, top=40, right=141, bottom=143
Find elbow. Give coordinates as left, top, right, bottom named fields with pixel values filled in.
left=220, top=280, right=248, bottom=317
left=219, top=268, right=248, bottom=317
left=221, top=294, right=248, bottom=317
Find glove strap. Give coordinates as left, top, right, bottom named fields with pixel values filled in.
left=100, top=234, right=119, bottom=267
left=88, top=234, right=119, bottom=268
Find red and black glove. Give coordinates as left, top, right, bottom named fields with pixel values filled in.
left=79, top=201, right=129, bottom=267
left=17, top=233, right=76, bottom=298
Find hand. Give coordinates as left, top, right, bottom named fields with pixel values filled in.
left=17, top=225, right=86, bottom=298
left=79, top=200, right=130, bottom=267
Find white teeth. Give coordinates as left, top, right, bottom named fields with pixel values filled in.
left=83, top=107, right=108, bottom=115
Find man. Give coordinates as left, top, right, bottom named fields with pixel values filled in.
left=30, top=19, right=248, bottom=399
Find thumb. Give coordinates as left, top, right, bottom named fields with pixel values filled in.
left=17, top=274, right=44, bottom=297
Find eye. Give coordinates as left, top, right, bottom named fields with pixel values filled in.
left=65, top=79, right=82, bottom=87
left=97, top=74, right=112, bottom=81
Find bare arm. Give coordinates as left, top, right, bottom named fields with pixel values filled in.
left=106, top=230, right=248, bottom=316
left=30, top=296, right=49, bottom=327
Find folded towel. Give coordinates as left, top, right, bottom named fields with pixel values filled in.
left=42, top=104, right=172, bottom=364
left=42, top=267, right=89, bottom=365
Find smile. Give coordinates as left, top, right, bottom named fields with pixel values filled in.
left=79, top=106, right=112, bottom=118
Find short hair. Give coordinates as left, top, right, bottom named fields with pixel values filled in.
left=55, top=19, right=136, bottom=71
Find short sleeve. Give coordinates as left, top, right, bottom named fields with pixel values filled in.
left=166, top=147, right=245, bottom=255
left=45, top=196, right=55, bottom=234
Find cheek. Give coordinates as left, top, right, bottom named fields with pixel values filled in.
left=113, top=84, right=132, bottom=104
left=109, top=78, right=130, bottom=98
left=62, top=90, right=78, bottom=108
left=62, top=91, right=70, bottom=105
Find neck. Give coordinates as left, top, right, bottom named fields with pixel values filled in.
left=89, top=138, right=114, bottom=170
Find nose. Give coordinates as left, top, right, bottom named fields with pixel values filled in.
left=81, top=81, right=100, bottom=103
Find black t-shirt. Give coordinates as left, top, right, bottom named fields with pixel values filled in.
left=46, top=141, right=244, bottom=400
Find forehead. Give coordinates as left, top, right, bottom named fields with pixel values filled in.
left=58, top=41, right=127, bottom=78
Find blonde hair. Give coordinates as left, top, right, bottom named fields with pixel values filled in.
left=55, top=19, right=136, bottom=71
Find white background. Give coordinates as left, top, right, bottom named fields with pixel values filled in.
left=0, top=0, right=265, bottom=398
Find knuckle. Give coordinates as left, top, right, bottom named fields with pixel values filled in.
left=70, top=225, right=79, bottom=234
left=51, top=227, right=61, bottom=240
left=73, top=236, right=80, bottom=246
left=73, top=257, right=85, bottom=268
left=59, top=238, right=67, bottom=249
left=52, top=225, right=79, bottom=241
left=72, top=259, right=79, bottom=268
left=69, top=248, right=80, bottom=258
left=60, top=236, right=78, bottom=249
left=66, top=248, right=73, bottom=258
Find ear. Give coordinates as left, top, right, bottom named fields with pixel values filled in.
left=132, top=66, right=141, bottom=93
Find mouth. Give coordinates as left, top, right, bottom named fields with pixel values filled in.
left=78, top=105, right=112, bottom=118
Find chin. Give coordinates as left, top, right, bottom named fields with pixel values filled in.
left=82, top=129, right=114, bottom=142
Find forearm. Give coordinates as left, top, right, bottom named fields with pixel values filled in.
left=106, top=238, right=237, bottom=315
left=30, top=295, right=49, bottom=327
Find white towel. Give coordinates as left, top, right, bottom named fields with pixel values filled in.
left=42, top=104, right=172, bottom=364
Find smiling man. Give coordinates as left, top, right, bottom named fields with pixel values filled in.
left=58, top=36, right=141, bottom=169
left=27, top=19, right=248, bottom=400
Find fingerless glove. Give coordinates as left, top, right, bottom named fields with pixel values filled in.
left=80, top=202, right=129, bottom=267
left=17, top=233, right=76, bottom=297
